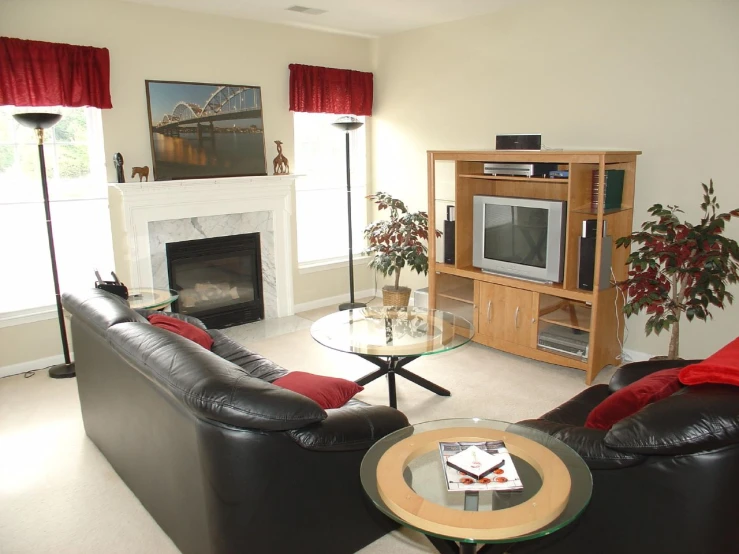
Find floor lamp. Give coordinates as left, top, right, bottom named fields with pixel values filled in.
left=332, top=116, right=366, bottom=311
left=13, top=112, right=75, bottom=379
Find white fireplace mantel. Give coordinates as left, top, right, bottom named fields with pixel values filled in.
left=109, top=175, right=296, bottom=318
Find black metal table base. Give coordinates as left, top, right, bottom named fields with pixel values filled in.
left=427, top=535, right=513, bottom=554
left=354, top=354, right=450, bottom=409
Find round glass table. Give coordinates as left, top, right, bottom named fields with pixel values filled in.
left=127, top=287, right=179, bottom=310
left=310, top=307, right=474, bottom=408
left=361, top=418, right=592, bottom=554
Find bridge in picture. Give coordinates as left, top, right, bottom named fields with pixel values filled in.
left=154, top=86, right=262, bottom=137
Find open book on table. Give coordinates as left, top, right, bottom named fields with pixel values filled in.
left=439, top=440, right=523, bottom=492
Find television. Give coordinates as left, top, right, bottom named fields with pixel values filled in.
left=473, top=195, right=567, bottom=283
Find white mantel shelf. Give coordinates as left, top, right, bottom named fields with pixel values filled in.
left=109, top=174, right=299, bottom=319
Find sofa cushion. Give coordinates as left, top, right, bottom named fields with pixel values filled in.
left=585, top=368, right=682, bottom=430
left=136, top=308, right=208, bottom=330
left=539, top=384, right=611, bottom=426
left=273, top=372, right=363, bottom=409
left=208, top=329, right=288, bottom=382
left=679, top=337, right=739, bottom=387
left=148, top=314, right=214, bottom=350
left=109, top=322, right=327, bottom=430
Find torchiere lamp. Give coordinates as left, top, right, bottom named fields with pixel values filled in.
left=332, top=115, right=366, bottom=311
left=13, top=112, right=75, bottom=379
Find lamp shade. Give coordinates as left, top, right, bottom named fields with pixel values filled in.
left=332, top=116, right=363, bottom=132
left=13, top=112, right=62, bottom=129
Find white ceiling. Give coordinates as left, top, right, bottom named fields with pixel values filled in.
left=121, top=0, right=519, bottom=38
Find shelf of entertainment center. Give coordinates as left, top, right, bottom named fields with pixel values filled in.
left=458, top=173, right=568, bottom=184
left=435, top=264, right=594, bottom=303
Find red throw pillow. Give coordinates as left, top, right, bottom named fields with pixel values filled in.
left=679, top=337, right=739, bottom=386
left=585, top=368, right=683, bottom=430
left=147, top=314, right=214, bottom=350
left=272, top=371, right=363, bottom=409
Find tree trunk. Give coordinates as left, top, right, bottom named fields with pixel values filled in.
left=394, top=268, right=401, bottom=290
left=668, top=317, right=679, bottom=359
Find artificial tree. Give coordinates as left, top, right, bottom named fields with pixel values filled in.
left=616, top=180, right=739, bottom=359
left=364, top=192, right=441, bottom=305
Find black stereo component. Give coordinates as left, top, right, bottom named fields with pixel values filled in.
left=578, top=219, right=612, bottom=291
left=444, top=205, right=455, bottom=264
left=495, top=134, right=542, bottom=150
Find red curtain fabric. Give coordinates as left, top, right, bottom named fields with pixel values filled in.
left=289, top=63, right=372, bottom=116
left=0, top=37, right=112, bottom=109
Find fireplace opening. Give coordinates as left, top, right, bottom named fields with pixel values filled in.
left=166, top=233, right=264, bottom=328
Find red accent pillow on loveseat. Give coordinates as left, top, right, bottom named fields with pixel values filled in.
left=585, top=368, right=683, bottom=430
left=679, top=337, right=739, bottom=387
left=147, top=314, right=214, bottom=350
left=273, top=371, right=363, bottom=409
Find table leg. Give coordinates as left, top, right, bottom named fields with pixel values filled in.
left=394, top=366, right=451, bottom=396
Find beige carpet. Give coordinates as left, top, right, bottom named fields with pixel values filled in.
left=0, top=311, right=615, bottom=554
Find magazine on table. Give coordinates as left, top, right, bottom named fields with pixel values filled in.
left=439, top=440, right=523, bottom=492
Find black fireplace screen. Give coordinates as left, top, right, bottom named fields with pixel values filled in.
left=166, top=233, right=264, bottom=328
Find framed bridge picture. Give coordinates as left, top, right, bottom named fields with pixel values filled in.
left=144, top=80, right=267, bottom=180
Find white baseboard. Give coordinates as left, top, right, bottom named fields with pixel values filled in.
left=293, top=289, right=377, bottom=313
left=0, top=353, right=73, bottom=379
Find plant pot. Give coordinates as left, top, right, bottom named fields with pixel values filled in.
left=382, top=286, right=412, bottom=307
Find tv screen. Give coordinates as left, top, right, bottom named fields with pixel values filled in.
left=483, top=205, right=548, bottom=269
left=473, top=195, right=566, bottom=283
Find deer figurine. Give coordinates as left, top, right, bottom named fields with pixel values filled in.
left=272, top=140, right=289, bottom=175
left=131, top=166, right=149, bottom=182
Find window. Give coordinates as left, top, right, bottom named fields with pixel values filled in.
left=0, top=106, right=113, bottom=317
left=293, top=112, right=367, bottom=267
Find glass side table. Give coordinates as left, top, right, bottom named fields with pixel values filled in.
left=127, top=287, right=179, bottom=311
left=361, top=418, right=592, bottom=554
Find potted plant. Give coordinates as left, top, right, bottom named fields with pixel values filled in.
left=615, top=180, right=739, bottom=359
left=364, top=192, right=442, bottom=306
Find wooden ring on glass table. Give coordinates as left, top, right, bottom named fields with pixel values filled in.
left=375, top=427, right=571, bottom=541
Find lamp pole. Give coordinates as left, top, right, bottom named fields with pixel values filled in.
left=13, top=112, right=75, bottom=379
left=332, top=116, right=366, bottom=311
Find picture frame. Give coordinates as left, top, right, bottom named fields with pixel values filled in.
left=144, top=79, right=267, bottom=181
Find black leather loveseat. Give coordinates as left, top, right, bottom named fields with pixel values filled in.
left=515, top=359, right=739, bottom=554
left=63, top=289, right=409, bottom=554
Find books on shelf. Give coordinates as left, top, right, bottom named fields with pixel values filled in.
left=591, top=169, right=624, bottom=211
left=439, top=440, right=523, bottom=492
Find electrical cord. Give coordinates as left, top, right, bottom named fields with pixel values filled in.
left=611, top=267, right=630, bottom=364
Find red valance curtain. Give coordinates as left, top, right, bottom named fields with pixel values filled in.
left=289, top=63, right=372, bottom=116
left=0, top=37, right=112, bottom=109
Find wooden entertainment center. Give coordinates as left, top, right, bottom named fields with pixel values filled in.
left=427, top=150, right=641, bottom=384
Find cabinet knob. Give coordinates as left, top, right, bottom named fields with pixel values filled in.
left=515, top=306, right=520, bottom=328
left=487, top=300, right=492, bottom=323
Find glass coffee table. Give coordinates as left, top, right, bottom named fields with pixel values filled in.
left=361, top=418, right=592, bottom=554
left=310, top=307, right=474, bottom=409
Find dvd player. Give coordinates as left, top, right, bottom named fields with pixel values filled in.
left=483, top=163, right=558, bottom=178
left=537, top=325, right=589, bottom=359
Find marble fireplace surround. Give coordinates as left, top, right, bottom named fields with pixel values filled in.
left=110, top=175, right=295, bottom=318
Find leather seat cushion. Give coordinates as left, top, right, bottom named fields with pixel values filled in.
left=539, top=384, right=610, bottom=426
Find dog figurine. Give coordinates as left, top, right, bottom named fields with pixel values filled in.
left=131, top=166, right=149, bottom=182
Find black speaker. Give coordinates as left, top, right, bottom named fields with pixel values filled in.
left=495, top=134, right=542, bottom=150
left=578, top=236, right=596, bottom=291
left=444, top=220, right=455, bottom=264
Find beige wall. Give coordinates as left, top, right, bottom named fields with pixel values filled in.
left=372, top=0, right=739, bottom=359
left=0, top=0, right=374, bottom=368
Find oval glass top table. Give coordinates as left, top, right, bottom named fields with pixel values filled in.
left=310, top=307, right=474, bottom=409
left=127, top=287, right=179, bottom=311
left=361, top=418, right=592, bottom=554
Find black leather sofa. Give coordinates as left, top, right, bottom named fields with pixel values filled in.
left=63, top=289, right=409, bottom=554
left=515, top=359, right=739, bottom=554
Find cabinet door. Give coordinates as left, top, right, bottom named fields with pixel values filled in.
left=478, top=283, right=534, bottom=347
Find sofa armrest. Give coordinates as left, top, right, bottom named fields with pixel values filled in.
left=609, top=359, right=702, bottom=393
left=515, top=419, right=646, bottom=469
left=604, top=384, right=739, bottom=455
left=287, top=401, right=409, bottom=452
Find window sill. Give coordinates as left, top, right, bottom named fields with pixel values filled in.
left=298, top=256, right=370, bottom=275
left=0, top=306, right=58, bottom=328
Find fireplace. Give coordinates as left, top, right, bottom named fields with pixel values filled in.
left=166, top=232, right=264, bottom=328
